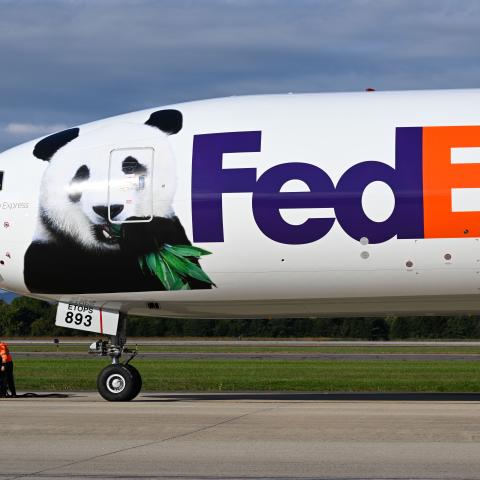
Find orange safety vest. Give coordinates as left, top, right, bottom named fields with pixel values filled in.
left=0, top=342, right=12, bottom=363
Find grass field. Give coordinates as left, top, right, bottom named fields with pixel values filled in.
left=13, top=358, right=480, bottom=393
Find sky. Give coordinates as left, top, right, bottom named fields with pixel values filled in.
left=0, top=0, right=480, bottom=152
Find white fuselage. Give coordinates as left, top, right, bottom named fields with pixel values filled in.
left=1, top=89, right=480, bottom=318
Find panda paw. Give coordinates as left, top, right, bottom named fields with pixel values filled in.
left=118, top=218, right=162, bottom=254
left=118, top=216, right=191, bottom=255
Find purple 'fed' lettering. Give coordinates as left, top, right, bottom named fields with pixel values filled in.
left=191, top=128, right=425, bottom=244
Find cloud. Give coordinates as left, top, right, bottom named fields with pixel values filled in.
left=1, top=0, right=480, bottom=153
left=4, top=123, right=67, bottom=136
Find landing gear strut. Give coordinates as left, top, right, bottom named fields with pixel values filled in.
left=90, top=313, right=142, bottom=401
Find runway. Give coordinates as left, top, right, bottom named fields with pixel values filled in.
left=2, top=393, right=480, bottom=479
left=12, top=351, right=480, bottom=360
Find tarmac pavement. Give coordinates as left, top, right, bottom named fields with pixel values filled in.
left=1, top=392, right=480, bottom=479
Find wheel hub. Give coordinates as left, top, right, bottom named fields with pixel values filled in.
left=106, top=373, right=126, bottom=393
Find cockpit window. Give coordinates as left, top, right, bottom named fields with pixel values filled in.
left=0, top=171, right=4, bottom=190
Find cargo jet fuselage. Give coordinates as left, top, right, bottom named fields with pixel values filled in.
left=0, top=89, right=480, bottom=319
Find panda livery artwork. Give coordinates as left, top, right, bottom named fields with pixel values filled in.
left=24, top=109, right=214, bottom=294
left=2, top=89, right=480, bottom=399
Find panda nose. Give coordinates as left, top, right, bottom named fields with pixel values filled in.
left=93, top=204, right=124, bottom=221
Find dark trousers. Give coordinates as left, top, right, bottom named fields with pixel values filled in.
left=0, top=361, right=15, bottom=397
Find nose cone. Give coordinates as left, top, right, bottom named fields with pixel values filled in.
left=0, top=139, right=48, bottom=294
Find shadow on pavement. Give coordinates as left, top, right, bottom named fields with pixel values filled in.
left=139, top=392, right=480, bottom=402
left=6, top=393, right=73, bottom=399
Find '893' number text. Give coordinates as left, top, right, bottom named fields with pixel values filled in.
left=65, top=311, right=92, bottom=327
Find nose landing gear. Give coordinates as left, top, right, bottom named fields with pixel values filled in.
left=90, top=314, right=142, bottom=401
left=97, top=363, right=142, bottom=401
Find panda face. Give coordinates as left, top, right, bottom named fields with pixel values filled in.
left=33, top=109, right=183, bottom=251
left=39, top=149, right=151, bottom=251
left=66, top=154, right=153, bottom=248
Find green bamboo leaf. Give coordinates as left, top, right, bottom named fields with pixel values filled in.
left=171, top=276, right=189, bottom=290
left=159, top=255, right=183, bottom=290
left=145, top=252, right=159, bottom=276
left=139, top=244, right=214, bottom=290
left=138, top=255, right=145, bottom=272
left=160, top=249, right=191, bottom=275
left=139, top=252, right=186, bottom=290
left=155, top=252, right=182, bottom=290
left=110, top=223, right=121, bottom=238
left=160, top=250, right=215, bottom=285
left=164, top=244, right=212, bottom=258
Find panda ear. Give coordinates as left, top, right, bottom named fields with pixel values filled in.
left=33, top=128, right=80, bottom=161
left=145, top=109, right=183, bottom=135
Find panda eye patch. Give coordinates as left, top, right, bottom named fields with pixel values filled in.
left=122, top=156, right=147, bottom=175
left=69, top=165, right=89, bottom=203
left=72, top=165, right=90, bottom=183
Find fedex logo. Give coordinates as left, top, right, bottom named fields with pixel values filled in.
left=191, top=127, right=480, bottom=245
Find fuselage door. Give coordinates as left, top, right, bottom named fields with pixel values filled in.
left=108, top=148, right=154, bottom=223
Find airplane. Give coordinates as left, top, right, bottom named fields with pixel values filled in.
left=1, top=88, right=480, bottom=400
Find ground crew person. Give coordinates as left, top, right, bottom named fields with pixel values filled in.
left=0, top=341, right=16, bottom=397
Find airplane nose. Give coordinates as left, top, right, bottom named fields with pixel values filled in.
left=93, top=204, right=124, bottom=221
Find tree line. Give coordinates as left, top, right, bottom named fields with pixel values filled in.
left=1, top=297, right=480, bottom=339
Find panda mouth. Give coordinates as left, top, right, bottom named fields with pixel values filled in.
left=93, top=224, right=119, bottom=245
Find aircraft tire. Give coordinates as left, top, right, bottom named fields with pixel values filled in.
left=97, top=364, right=137, bottom=401
left=125, top=364, right=142, bottom=400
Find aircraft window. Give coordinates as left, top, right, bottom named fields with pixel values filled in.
left=0, top=171, right=4, bottom=190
